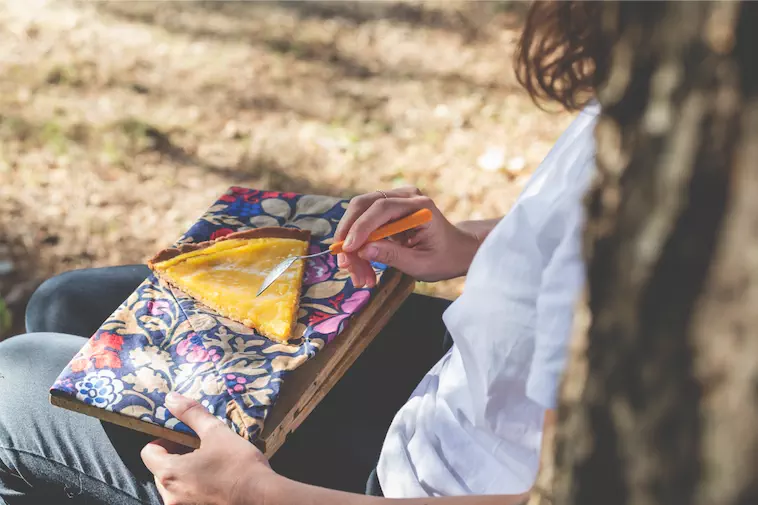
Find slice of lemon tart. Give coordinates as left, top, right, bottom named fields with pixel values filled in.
left=148, top=228, right=311, bottom=342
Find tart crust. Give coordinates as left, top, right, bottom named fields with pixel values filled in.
left=148, top=228, right=311, bottom=268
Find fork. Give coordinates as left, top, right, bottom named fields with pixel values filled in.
left=255, top=208, right=433, bottom=297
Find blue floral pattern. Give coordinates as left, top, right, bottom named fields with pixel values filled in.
left=51, top=188, right=386, bottom=442
left=75, top=370, right=125, bottom=411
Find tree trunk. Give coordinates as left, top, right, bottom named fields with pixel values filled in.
left=540, top=2, right=758, bottom=505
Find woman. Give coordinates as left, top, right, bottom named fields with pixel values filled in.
left=0, top=2, right=606, bottom=504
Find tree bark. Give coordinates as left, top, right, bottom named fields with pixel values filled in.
left=544, top=2, right=758, bottom=505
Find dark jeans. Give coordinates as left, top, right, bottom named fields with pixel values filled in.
left=0, top=266, right=451, bottom=505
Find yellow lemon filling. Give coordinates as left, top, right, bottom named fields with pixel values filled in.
left=151, top=237, right=308, bottom=342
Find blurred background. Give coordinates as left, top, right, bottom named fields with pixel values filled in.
left=0, top=0, right=574, bottom=340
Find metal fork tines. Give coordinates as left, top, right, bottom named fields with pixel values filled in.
left=256, top=249, right=331, bottom=297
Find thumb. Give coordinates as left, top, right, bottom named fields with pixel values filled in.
left=357, top=240, right=424, bottom=273
left=165, top=392, right=224, bottom=439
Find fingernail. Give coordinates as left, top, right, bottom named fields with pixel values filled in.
left=359, top=245, right=378, bottom=261
left=343, top=235, right=354, bottom=251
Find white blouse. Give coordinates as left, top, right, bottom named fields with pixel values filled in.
left=377, top=103, right=600, bottom=497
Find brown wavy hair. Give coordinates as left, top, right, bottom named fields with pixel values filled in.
left=515, top=1, right=609, bottom=111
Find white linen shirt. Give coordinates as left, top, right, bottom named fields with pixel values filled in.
left=377, top=103, right=600, bottom=497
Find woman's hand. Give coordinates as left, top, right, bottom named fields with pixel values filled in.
left=140, top=395, right=529, bottom=505
left=334, top=187, right=482, bottom=287
left=141, top=393, right=280, bottom=505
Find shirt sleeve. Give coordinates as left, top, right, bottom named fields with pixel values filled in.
left=525, top=176, right=588, bottom=409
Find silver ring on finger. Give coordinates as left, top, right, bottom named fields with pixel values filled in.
left=376, top=190, right=389, bottom=199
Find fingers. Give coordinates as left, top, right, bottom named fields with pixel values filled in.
left=337, top=252, right=376, bottom=288
left=343, top=196, right=432, bottom=253
left=358, top=240, right=425, bottom=275
left=141, top=439, right=176, bottom=476
left=337, top=251, right=354, bottom=269
left=350, top=257, right=377, bottom=288
left=335, top=187, right=423, bottom=242
left=165, top=392, right=224, bottom=440
left=335, top=188, right=430, bottom=285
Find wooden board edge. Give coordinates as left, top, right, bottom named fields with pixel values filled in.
left=259, top=269, right=407, bottom=442
left=259, top=271, right=415, bottom=456
left=50, top=393, right=202, bottom=449
left=259, top=269, right=407, bottom=439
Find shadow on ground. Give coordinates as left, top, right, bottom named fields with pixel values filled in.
left=0, top=0, right=561, bottom=314
left=94, top=1, right=526, bottom=92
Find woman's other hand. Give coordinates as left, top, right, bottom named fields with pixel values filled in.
left=141, top=393, right=280, bottom=505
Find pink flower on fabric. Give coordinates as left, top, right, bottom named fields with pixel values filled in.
left=311, top=291, right=371, bottom=335
left=303, top=245, right=337, bottom=285
left=146, top=300, right=171, bottom=316
left=177, top=334, right=220, bottom=363
left=225, top=373, right=248, bottom=394
left=312, top=314, right=349, bottom=335
left=341, top=290, right=370, bottom=314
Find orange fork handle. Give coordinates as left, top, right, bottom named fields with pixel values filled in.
left=328, top=208, right=433, bottom=255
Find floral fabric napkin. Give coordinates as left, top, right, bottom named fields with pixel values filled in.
left=50, top=187, right=385, bottom=441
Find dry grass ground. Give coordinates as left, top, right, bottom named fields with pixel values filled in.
left=0, top=0, right=574, bottom=339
